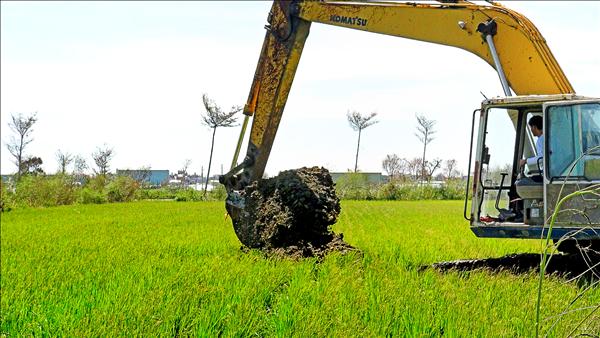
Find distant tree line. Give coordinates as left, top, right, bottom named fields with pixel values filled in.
left=2, top=101, right=469, bottom=209
left=382, top=155, right=461, bottom=182
left=0, top=112, right=227, bottom=211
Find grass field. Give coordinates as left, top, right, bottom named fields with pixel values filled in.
left=1, top=201, right=598, bottom=336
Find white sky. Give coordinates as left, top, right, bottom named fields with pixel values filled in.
left=1, top=1, right=599, bottom=177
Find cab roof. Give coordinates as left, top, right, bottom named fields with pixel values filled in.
left=481, top=94, right=596, bottom=109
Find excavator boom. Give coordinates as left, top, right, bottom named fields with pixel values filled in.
left=221, top=0, right=574, bottom=229
left=301, top=1, right=572, bottom=94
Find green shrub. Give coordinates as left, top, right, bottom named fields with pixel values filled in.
left=335, top=172, right=377, bottom=200
left=377, top=182, right=400, bottom=200
left=86, top=174, right=109, bottom=192
left=350, top=179, right=467, bottom=201
left=141, top=185, right=225, bottom=201
left=1, top=179, right=15, bottom=211
left=78, top=188, right=107, bottom=204
left=439, top=179, right=466, bottom=200
left=106, top=176, right=140, bottom=203
left=207, top=185, right=227, bottom=201
left=175, top=188, right=204, bottom=202
left=138, top=188, right=177, bottom=200
left=13, top=174, right=79, bottom=208
left=52, top=175, right=80, bottom=205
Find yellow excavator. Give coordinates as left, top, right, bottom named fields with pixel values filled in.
left=220, top=0, right=600, bottom=251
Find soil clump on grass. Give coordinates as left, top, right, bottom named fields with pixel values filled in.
left=232, top=166, right=356, bottom=258
left=428, top=252, right=600, bottom=280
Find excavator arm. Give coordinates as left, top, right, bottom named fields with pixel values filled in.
left=220, top=0, right=573, bottom=219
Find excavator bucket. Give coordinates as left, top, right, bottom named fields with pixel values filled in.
left=225, top=167, right=343, bottom=251
left=225, top=193, right=263, bottom=248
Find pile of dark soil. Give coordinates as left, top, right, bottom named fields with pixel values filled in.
left=232, top=167, right=356, bottom=258
left=428, top=252, right=600, bottom=279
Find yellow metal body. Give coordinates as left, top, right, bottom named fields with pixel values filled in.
left=224, top=0, right=573, bottom=191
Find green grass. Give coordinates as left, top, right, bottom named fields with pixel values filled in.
left=1, top=201, right=598, bottom=336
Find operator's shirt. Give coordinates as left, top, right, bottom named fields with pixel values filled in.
left=527, top=134, right=544, bottom=167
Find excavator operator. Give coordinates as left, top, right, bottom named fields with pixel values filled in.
left=520, top=116, right=544, bottom=180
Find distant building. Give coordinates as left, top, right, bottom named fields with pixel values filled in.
left=329, top=172, right=385, bottom=184
left=116, top=169, right=169, bottom=186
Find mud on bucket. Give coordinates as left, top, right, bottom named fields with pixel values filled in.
left=228, top=167, right=342, bottom=250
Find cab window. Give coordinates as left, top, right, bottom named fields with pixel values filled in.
left=547, top=103, right=600, bottom=179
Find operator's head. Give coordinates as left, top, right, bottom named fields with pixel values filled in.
left=528, top=115, right=543, bottom=136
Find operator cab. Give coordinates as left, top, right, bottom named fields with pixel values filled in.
left=465, top=94, right=600, bottom=241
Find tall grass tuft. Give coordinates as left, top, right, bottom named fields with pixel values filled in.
left=535, top=184, right=600, bottom=337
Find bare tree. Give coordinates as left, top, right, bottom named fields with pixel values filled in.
left=407, top=157, right=423, bottom=181
left=73, top=155, right=88, bottom=180
left=181, top=159, right=191, bottom=175
left=119, top=166, right=152, bottom=186
left=56, top=150, right=73, bottom=175
left=92, top=145, right=114, bottom=176
left=347, top=110, right=378, bottom=172
left=444, top=159, right=459, bottom=179
left=382, top=154, right=403, bottom=179
left=398, top=157, right=410, bottom=180
left=415, top=114, right=436, bottom=181
left=425, top=158, right=443, bottom=181
left=133, top=166, right=152, bottom=185
left=180, top=159, right=192, bottom=188
left=201, top=94, right=241, bottom=195
left=5, top=112, right=38, bottom=178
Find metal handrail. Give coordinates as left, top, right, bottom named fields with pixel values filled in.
left=464, top=109, right=480, bottom=221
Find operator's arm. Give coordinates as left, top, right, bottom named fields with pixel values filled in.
left=526, top=135, right=544, bottom=166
